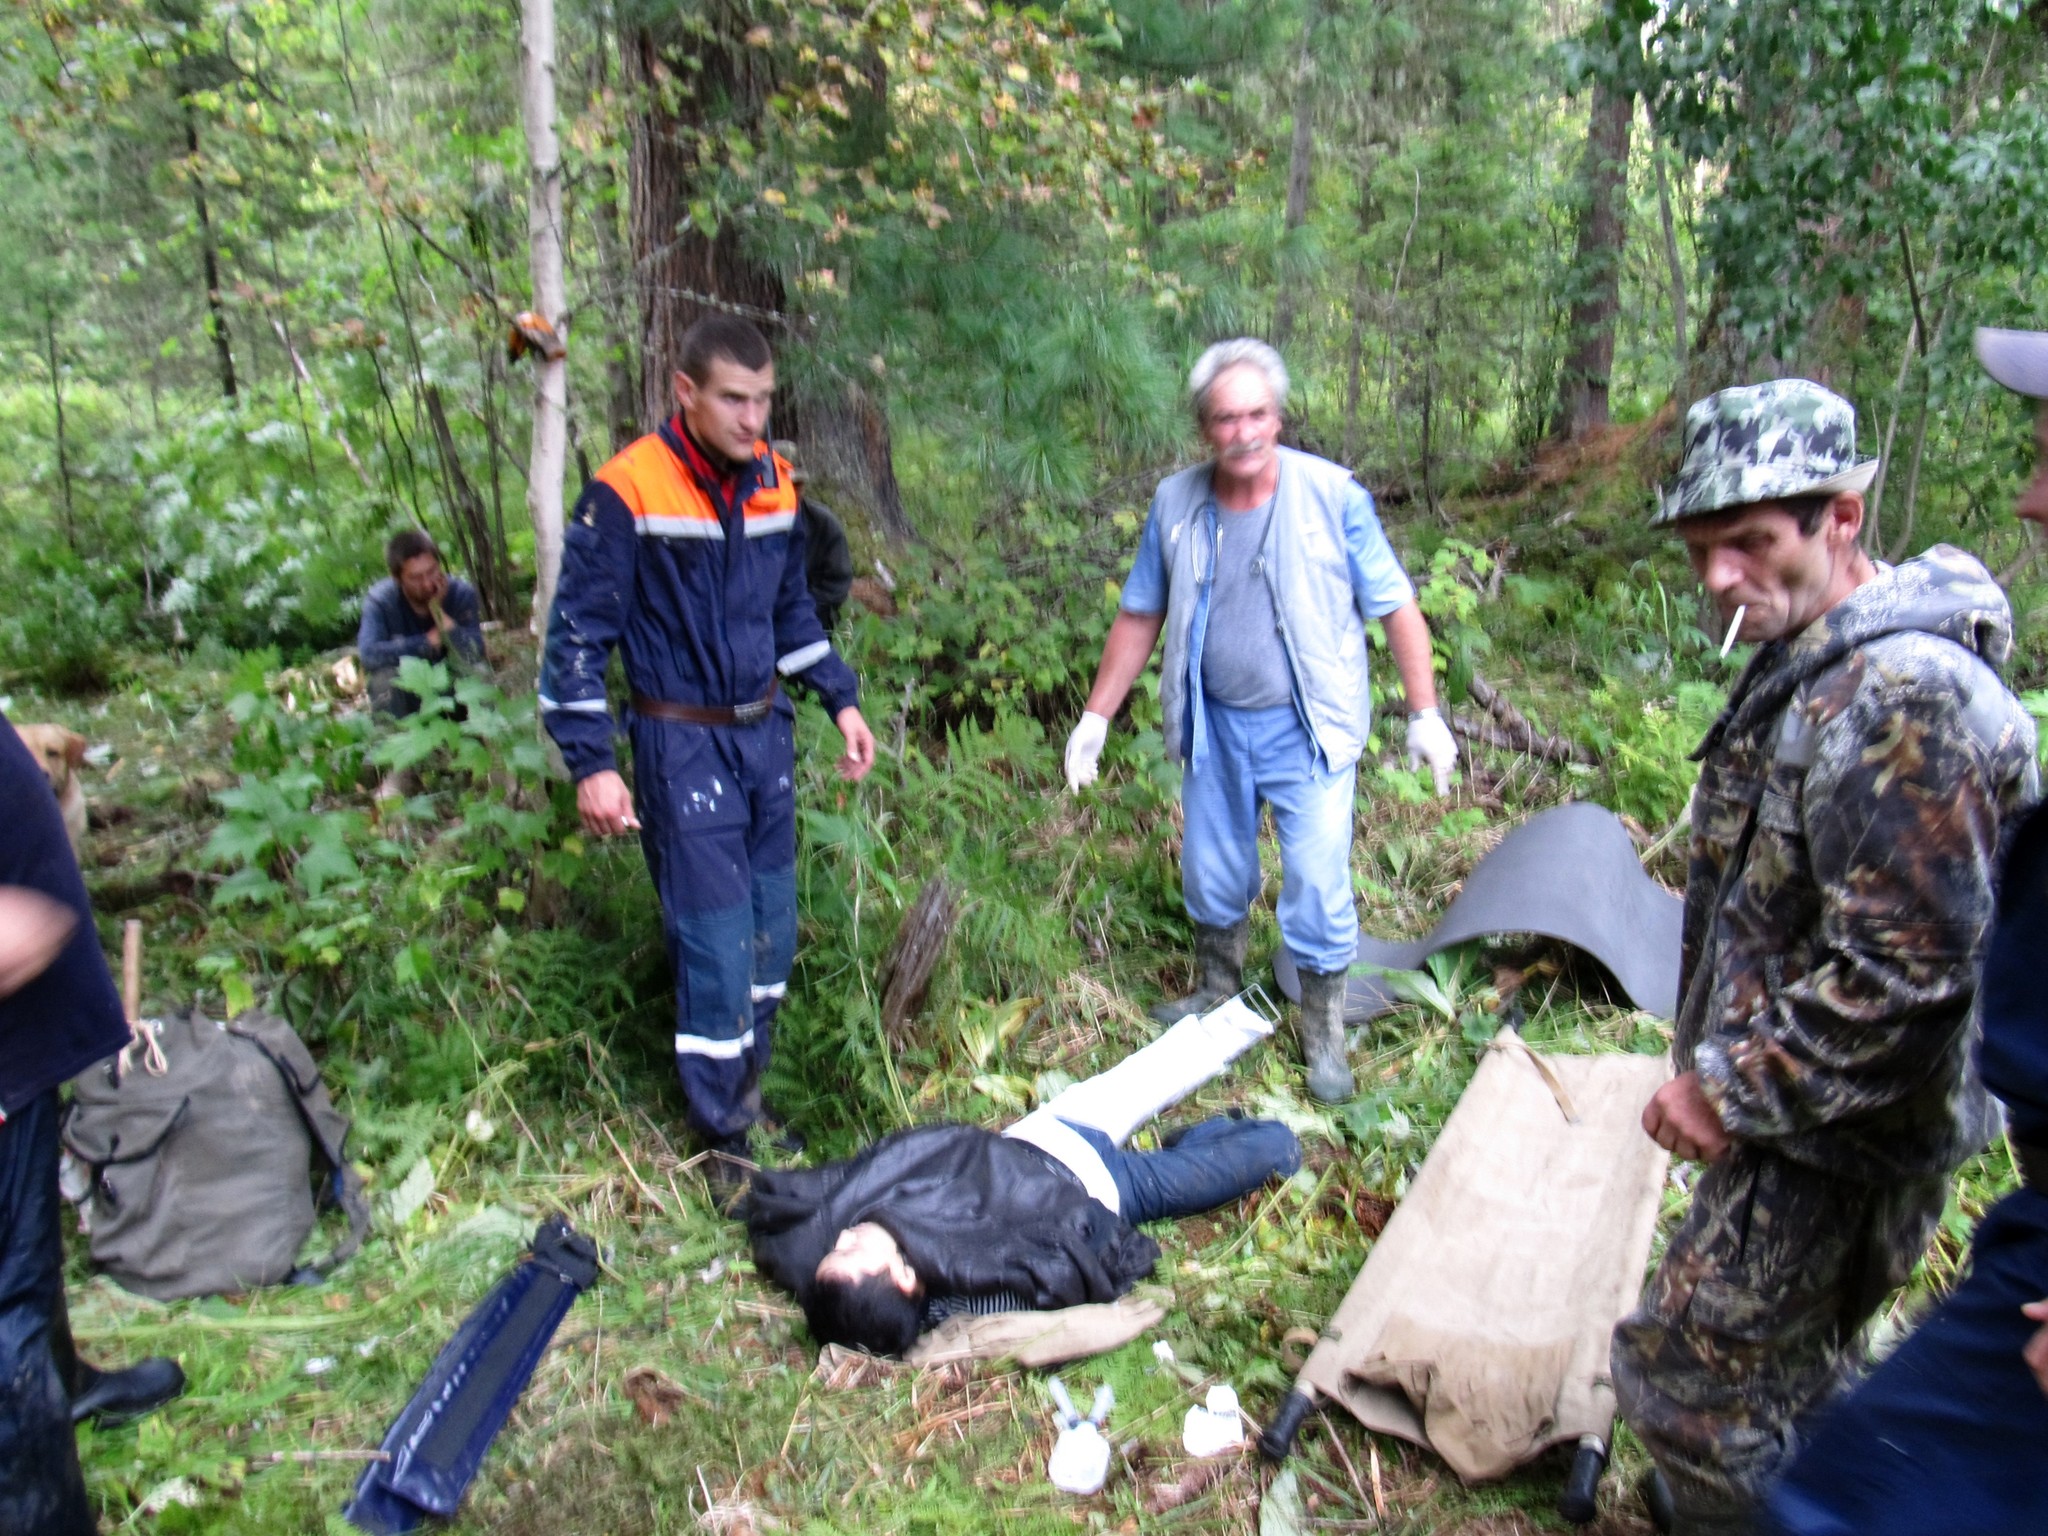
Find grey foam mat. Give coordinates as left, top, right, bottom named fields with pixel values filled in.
left=1272, top=801, right=1682, bottom=1023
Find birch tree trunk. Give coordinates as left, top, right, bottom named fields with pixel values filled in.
left=521, top=0, right=568, bottom=635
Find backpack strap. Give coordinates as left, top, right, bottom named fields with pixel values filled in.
left=226, top=1013, right=371, bottom=1279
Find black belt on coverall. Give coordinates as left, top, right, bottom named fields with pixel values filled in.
left=631, top=681, right=777, bottom=727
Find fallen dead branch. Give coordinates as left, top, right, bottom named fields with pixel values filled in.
left=876, top=874, right=958, bottom=1045
left=1457, top=673, right=1596, bottom=766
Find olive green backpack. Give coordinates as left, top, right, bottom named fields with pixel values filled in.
left=62, top=1007, right=370, bottom=1301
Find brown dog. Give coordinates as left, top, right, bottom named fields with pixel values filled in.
left=14, top=723, right=88, bottom=855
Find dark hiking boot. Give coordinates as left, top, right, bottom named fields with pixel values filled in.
left=70, top=1357, right=186, bottom=1427
left=739, top=1087, right=806, bottom=1156
left=1148, top=920, right=1249, bottom=1025
left=698, top=1134, right=757, bottom=1212
left=1295, top=967, right=1356, bottom=1103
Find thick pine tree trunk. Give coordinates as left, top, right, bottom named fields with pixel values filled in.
left=621, top=14, right=914, bottom=541
left=1551, top=79, right=1633, bottom=441
left=622, top=18, right=785, bottom=430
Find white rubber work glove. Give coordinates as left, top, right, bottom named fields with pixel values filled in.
left=1405, top=707, right=1458, bottom=796
left=1065, top=711, right=1111, bottom=792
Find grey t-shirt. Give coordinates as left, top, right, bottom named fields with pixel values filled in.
left=1200, top=496, right=1294, bottom=709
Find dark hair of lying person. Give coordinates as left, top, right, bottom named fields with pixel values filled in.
left=803, top=1270, right=925, bottom=1357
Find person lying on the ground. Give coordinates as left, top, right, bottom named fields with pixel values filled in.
left=358, top=529, right=486, bottom=716
left=741, top=1001, right=1299, bottom=1356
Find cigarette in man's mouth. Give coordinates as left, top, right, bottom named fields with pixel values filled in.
left=1719, top=605, right=1747, bottom=659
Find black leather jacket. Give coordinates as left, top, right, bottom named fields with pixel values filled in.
left=743, top=1123, right=1160, bottom=1308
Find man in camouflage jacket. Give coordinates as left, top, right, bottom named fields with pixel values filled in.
left=1610, top=380, right=2038, bottom=1535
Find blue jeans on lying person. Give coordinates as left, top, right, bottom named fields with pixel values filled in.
left=1064, top=1116, right=1300, bottom=1226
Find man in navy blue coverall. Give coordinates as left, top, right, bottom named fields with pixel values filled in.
left=540, top=315, right=874, bottom=1170
left=1759, top=326, right=2048, bottom=1536
left=0, top=711, right=132, bottom=1535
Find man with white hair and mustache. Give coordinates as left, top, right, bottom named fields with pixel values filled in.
left=1064, top=338, right=1455, bottom=1102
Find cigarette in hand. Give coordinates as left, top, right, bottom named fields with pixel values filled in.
left=621, top=813, right=642, bottom=830
left=1719, top=605, right=1747, bottom=659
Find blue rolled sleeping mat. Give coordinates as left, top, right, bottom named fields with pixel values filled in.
left=345, top=1218, right=600, bottom=1534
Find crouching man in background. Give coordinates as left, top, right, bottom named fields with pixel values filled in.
left=358, top=530, right=486, bottom=717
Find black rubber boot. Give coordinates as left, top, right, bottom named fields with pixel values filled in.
left=698, top=1133, right=757, bottom=1214
left=55, top=1287, right=185, bottom=1427
left=1295, top=967, right=1356, bottom=1103
left=70, top=1357, right=186, bottom=1427
left=739, top=1086, right=806, bottom=1156
left=1148, top=920, right=1249, bottom=1025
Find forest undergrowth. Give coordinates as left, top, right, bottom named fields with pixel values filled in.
left=31, top=433, right=2034, bottom=1535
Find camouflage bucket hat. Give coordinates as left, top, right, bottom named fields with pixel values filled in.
left=1653, top=378, right=1879, bottom=526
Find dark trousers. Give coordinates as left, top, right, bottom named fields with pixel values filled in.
left=0, top=1090, right=94, bottom=1536
left=1611, top=1144, right=1946, bottom=1536
left=1761, top=1188, right=2048, bottom=1536
left=632, top=712, right=798, bottom=1142
left=1068, top=1117, right=1300, bottom=1225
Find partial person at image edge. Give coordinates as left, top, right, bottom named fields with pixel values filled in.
left=0, top=709, right=135, bottom=1535
left=1757, top=328, right=2048, bottom=1536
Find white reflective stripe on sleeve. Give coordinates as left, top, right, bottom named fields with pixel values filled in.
left=776, top=640, right=831, bottom=676
left=750, top=982, right=788, bottom=1002
left=636, top=517, right=725, bottom=540
left=674, top=1029, right=755, bottom=1060
left=539, top=695, right=611, bottom=713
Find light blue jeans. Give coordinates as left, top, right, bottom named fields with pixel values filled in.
left=1181, top=699, right=1360, bottom=974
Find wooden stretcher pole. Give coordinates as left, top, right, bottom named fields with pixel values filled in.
left=122, top=919, right=141, bottom=1023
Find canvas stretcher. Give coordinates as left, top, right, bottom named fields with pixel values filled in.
left=1261, top=1034, right=1671, bottom=1524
